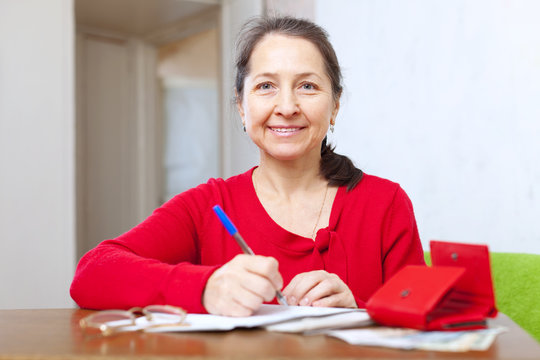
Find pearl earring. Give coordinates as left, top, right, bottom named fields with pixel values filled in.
left=330, top=124, right=335, bottom=133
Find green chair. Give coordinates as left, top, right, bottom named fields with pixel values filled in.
left=424, top=252, right=540, bottom=343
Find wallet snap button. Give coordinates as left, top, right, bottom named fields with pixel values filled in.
left=400, top=289, right=411, bottom=298
left=451, top=252, right=458, bottom=261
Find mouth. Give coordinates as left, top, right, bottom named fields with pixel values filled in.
left=268, top=126, right=304, bottom=134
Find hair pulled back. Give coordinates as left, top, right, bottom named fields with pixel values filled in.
left=235, top=16, right=362, bottom=191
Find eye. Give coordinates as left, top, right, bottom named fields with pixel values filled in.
left=299, top=82, right=318, bottom=92
left=257, top=82, right=273, bottom=91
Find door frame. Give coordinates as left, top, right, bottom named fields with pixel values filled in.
left=75, top=1, right=265, bottom=258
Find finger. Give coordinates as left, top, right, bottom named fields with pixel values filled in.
left=239, top=271, right=277, bottom=302
left=204, top=275, right=265, bottom=316
left=311, top=293, right=345, bottom=308
left=285, top=271, right=326, bottom=306
left=219, top=258, right=277, bottom=303
left=233, top=286, right=266, bottom=312
left=282, top=272, right=306, bottom=294
left=312, top=291, right=358, bottom=308
left=299, top=277, right=338, bottom=306
left=282, top=273, right=310, bottom=305
left=203, top=259, right=260, bottom=315
left=241, top=255, right=283, bottom=290
left=221, top=297, right=255, bottom=317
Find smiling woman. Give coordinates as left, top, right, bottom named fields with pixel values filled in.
left=70, top=16, right=425, bottom=317
left=238, top=34, right=336, bottom=163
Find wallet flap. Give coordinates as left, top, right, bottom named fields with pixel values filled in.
left=430, top=241, right=497, bottom=317
left=427, top=311, right=488, bottom=331
left=366, top=265, right=465, bottom=329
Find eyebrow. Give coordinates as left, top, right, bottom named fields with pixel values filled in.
left=252, top=72, right=323, bottom=81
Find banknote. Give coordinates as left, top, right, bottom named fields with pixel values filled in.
left=326, top=326, right=507, bottom=352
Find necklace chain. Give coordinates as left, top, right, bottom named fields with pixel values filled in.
left=311, top=184, right=328, bottom=240
left=253, top=171, right=329, bottom=240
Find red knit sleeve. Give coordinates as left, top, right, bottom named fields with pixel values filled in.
left=70, top=186, right=219, bottom=313
left=380, top=186, right=426, bottom=282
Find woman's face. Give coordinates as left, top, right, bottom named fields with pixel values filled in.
left=237, top=34, right=339, bottom=162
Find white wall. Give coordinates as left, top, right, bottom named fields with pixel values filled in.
left=0, top=0, right=75, bottom=308
left=316, top=0, right=540, bottom=253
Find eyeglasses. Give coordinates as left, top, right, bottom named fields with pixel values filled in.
left=79, top=305, right=187, bottom=337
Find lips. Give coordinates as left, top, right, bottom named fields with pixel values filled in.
left=268, top=126, right=304, bottom=133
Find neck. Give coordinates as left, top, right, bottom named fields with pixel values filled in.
left=255, top=151, right=326, bottom=198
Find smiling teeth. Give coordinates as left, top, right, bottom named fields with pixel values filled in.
left=272, top=128, right=298, bottom=132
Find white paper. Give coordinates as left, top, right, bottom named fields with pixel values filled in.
left=265, top=310, right=372, bottom=333
left=138, top=304, right=361, bottom=333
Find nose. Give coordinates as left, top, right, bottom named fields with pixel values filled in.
left=274, top=89, right=299, bottom=118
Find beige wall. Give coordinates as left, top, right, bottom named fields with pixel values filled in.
left=158, top=28, right=218, bottom=83
left=265, top=0, right=315, bottom=19
left=220, top=0, right=263, bottom=178
left=77, top=34, right=141, bottom=255
left=0, top=0, right=267, bottom=309
left=219, top=0, right=315, bottom=178
left=0, top=0, right=76, bottom=308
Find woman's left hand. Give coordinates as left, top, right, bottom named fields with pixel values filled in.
left=282, top=270, right=357, bottom=308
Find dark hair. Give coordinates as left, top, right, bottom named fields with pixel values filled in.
left=235, top=16, right=362, bottom=191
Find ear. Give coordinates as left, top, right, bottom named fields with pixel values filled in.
left=235, top=90, right=245, bottom=120
left=330, top=97, right=340, bottom=125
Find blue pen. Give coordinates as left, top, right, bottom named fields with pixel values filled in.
left=212, top=205, right=289, bottom=306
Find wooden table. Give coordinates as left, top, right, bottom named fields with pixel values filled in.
left=0, top=308, right=539, bottom=359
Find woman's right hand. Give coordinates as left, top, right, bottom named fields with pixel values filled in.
left=202, top=254, right=284, bottom=316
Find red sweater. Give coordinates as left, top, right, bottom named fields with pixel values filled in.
left=70, top=168, right=425, bottom=312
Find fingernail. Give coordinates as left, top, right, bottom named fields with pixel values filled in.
left=289, top=296, right=297, bottom=305
left=300, top=297, right=309, bottom=306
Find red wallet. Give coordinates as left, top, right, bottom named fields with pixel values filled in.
left=365, top=241, right=498, bottom=330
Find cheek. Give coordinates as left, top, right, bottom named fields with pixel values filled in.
left=244, top=99, right=271, bottom=126
left=304, top=100, right=335, bottom=124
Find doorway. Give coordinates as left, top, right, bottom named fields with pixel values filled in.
left=75, top=0, right=221, bottom=258
left=158, top=29, right=220, bottom=202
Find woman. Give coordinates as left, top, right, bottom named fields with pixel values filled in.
left=70, top=16, right=424, bottom=317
